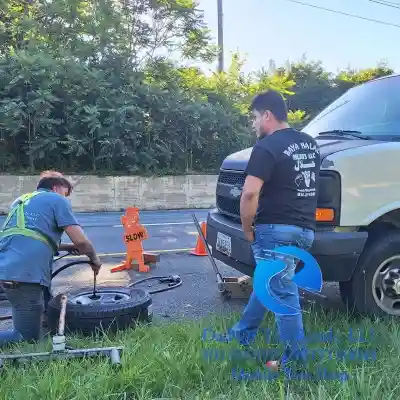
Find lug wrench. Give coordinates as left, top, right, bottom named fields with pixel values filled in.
left=89, top=270, right=99, bottom=300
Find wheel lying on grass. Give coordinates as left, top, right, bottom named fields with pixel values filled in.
left=47, top=286, right=152, bottom=335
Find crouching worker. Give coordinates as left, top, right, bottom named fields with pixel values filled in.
left=0, top=176, right=102, bottom=347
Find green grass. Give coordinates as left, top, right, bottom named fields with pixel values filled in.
left=0, top=305, right=399, bottom=400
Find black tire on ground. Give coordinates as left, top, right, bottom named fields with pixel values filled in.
left=345, top=230, right=400, bottom=318
left=47, top=286, right=152, bottom=335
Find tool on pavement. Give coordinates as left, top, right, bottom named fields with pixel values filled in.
left=189, top=216, right=327, bottom=303
left=0, top=292, right=123, bottom=368
left=192, top=214, right=226, bottom=293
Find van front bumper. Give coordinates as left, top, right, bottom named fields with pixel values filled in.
left=206, top=210, right=368, bottom=282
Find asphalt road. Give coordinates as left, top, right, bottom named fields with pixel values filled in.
left=76, top=209, right=211, bottom=254
left=0, top=209, right=211, bottom=255
left=0, top=209, right=343, bottom=328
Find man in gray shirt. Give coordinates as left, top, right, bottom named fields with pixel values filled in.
left=0, top=176, right=102, bottom=346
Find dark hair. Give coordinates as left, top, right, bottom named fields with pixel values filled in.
left=249, top=90, right=288, bottom=122
left=37, top=176, right=73, bottom=196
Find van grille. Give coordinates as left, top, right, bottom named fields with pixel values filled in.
left=216, top=195, right=240, bottom=217
left=216, top=170, right=245, bottom=218
left=218, top=171, right=246, bottom=186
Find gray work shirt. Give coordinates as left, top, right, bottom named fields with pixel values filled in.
left=0, top=189, right=79, bottom=287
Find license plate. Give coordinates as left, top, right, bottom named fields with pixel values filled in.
left=216, top=232, right=232, bottom=257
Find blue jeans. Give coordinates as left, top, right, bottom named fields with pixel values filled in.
left=0, top=282, right=44, bottom=347
left=230, top=224, right=314, bottom=366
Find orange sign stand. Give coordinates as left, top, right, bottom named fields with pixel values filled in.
left=111, top=207, right=153, bottom=273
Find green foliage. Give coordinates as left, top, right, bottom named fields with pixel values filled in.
left=0, top=3, right=395, bottom=175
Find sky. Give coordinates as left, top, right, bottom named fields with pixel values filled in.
left=191, top=0, right=400, bottom=75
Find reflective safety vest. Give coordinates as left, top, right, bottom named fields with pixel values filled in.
left=0, top=191, right=57, bottom=254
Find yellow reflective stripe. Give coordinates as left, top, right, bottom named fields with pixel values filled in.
left=0, top=227, right=52, bottom=249
left=2, top=191, right=41, bottom=230
left=0, top=191, right=56, bottom=253
left=16, top=191, right=40, bottom=228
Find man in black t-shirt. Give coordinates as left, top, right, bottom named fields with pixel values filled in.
left=230, top=90, right=320, bottom=372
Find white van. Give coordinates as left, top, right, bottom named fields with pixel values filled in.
left=206, top=74, right=400, bottom=317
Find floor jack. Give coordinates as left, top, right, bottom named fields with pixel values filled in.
left=192, top=214, right=226, bottom=293
left=192, top=214, right=254, bottom=300
left=191, top=214, right=328, bottom=303
left=0, top=293, right=123, bottom=368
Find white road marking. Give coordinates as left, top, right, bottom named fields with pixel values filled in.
left=59, top=248, right=194, bottom=260
left=112, top=221, right=198, bottom=228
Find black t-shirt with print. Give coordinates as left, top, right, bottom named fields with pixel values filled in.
left=244, top=128, right=320, bottom=231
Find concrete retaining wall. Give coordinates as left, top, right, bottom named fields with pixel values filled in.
left=0, top=174, right=219, bottom=213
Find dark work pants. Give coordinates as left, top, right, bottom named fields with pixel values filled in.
left=0, top=282, right=45, bottom=347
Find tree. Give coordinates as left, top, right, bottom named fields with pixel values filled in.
left=284, top=56, right=336, bottom=122
left=0, top=0, right=217, bottom=66
left=0, top=2, right=396, bottom=175
left=334, top=61, right=394, bottom=95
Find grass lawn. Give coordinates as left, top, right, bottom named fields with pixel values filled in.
left=0, top=304, right=398, bottom=400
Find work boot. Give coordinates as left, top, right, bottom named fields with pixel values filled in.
left=265, top=360, right=280, bottom=371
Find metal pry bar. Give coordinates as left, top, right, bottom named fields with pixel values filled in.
left=192, top=214, right=226, bottom=292
left=52, top=294, right=67, bottom=352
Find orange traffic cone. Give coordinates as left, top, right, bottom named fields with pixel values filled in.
left=191, top=221, right=207, bottom=256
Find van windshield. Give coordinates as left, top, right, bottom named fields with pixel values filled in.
left=301, top=75, right=400, bottom=140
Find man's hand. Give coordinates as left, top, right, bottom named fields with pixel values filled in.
left=89, top=256, right=102, bottom=276
left=240, top=175, right=263, bottom=243
left=64, top=225, right=102, bottom=275
left=243, top=228, right=255, bottom=243
left=58, top=243, right=80, bottom=255
left=69, top=247, right=80, bottom=256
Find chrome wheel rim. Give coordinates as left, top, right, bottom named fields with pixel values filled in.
left=372, top=255, right=400, bottom=315
left=70, top=290, right=131, bottom=306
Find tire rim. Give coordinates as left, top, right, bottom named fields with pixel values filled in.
left=70, top=290, right=131, bottom=306
left=372, top=255, right=400, bottom=315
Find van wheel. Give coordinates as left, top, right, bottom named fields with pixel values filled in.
left=348, top=231, right=400, bottom=317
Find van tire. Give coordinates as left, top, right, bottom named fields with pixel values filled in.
left=346, top=231, right=400, bottom=317
left=339, top=281, right=355, bottom=309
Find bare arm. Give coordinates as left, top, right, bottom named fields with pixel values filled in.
left=240, top=175, right=263, bottom=239
left=240, top=145, right=275, bottom=241
left=58, top=243, right=75, bottom=252
left=63, top=225, right=101, bottom=266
